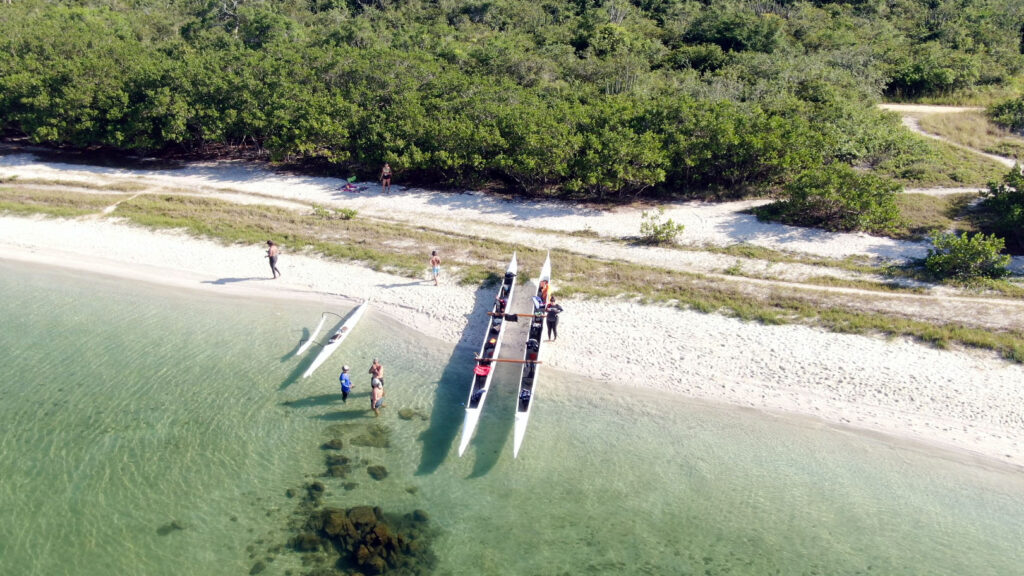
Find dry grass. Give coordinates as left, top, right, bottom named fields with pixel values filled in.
left=917, top=111, right=1024, bottom=163
left=892, top=192, right=979, bottom=240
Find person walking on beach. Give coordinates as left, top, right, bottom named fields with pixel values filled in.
left=545, top=296, right=564, bottom=342
left=368, top=358, right=385, bottom=388
left=429, top=250, right=441, bottom=285
left=379, top=163, right=392, bottom=194
left=265, top=240, right=281, bottom=279
left=371, top=378, right=385, bottom=416
left=339, top=365, right=352, bottom=403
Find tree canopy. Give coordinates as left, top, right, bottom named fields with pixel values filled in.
left=1, top=0, right=1022, bottom=201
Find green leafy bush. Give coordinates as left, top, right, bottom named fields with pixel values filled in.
left=924, top=232, right=1011, bottom=281
left=987, top=97, right=1024, bottom=133
left=758, top=164, right=902, bottom=233
left=639, top=207, right=684, bottom=245
left=980, top=167, right=1024, bottom=252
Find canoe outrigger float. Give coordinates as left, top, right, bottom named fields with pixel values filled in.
left=513, top=252, right=551, bottom=458
left=458, top=253, right=518, bottom=456
left=301, top=301, right=369, bottom=378
left=295, top=312, right=336, bottom=357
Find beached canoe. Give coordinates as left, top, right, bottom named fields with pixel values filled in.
left=458, top=253, right=518, bottom=457
left=302, top=302, right=369, bottom=378
left=513, top=252, right=551, bottom=458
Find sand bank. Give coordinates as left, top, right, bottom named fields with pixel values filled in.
left=2, top=214, right=1023, bottom=470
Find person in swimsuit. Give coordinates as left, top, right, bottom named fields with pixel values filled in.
left=368, top=358, right=384, bottom=388
left=371, top=378, right=385, bottom=416
left=430, top=250, right=441, bottom=285
left=266, top=240, right=281, bottom=279
left=380, top=163, right=392, bottom=193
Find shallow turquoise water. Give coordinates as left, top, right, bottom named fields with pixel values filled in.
left=1, top=260, right=1023, bottom=576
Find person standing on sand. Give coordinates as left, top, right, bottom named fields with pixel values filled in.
left=265, top=240, right=281, bottom=279
left=371, top=378, right=385, bottom=416
left=429, top=250, right=441, bottom=285
left=369, top=358, right=384, bottom=388
left=339, top=365, right=352, bottom=403
left=380, top=163, right=392, bottom=194
left=545, top=296, right=564, bottom=341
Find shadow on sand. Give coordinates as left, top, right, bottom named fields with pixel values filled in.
left=201, top=276, right=266, bottom=285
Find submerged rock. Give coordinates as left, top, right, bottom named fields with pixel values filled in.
left=325, top=453, right=353, bottom=478
left=156, top=520, right=184, bottom=536
left=397, top=408, right=429, bottom=421
left=249, top=560, right=266, bottom=574
left=294, top=506, right=436, bottom=575
left=321, top=439, right=345, bottom=450
left=350, top=424, right=391, bottom=448
left=366, top=465, right=388, bottom=480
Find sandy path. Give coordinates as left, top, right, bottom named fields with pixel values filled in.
left=880, top=103, right=1018, bottom=169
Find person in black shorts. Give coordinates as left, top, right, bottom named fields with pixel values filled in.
left=266, top=240, right=281, bottom=279
left=545, top=296, right=564, bottom=341
left=380, top=163, right=392, bottom=193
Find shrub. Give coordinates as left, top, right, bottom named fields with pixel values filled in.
left=924, top=232, right=1011, bottom=281
left=639, top=207, right=684, bottom=245
left=761, top=164, right=902, bottom=233
left=987, top=97, right=1024, bottom=133
left=980, top=166, right=1024, bottom=252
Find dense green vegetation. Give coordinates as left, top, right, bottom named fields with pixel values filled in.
left=2, top=0, right=1023, bottom=202
left=979, top=166, right=1024, bottom=251
left=925, top=231, right=1011, bottom=280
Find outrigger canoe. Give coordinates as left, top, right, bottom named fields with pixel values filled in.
left=513, top=252, right=551, bottom=458
left=302, top=302, right=369, bottom=378
left=457, top=253, right=518, bottom=456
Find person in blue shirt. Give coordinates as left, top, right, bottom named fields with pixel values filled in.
left=339, top=365, right=352, bottom=403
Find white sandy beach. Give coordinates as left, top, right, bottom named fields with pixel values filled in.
left=2, top=149, right=1024, bottom=470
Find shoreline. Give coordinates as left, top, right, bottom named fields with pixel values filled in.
left=4, top=215, right=1023, bottom=471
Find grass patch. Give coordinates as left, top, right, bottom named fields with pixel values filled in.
left=882, top=133, right=1008, bottom=188
left=0, top=175, right=148, bottom=192
left=891, top=192, right=979, bottom=240
left=0, top=186, right=123, bottom=217
left=916, top=111, right=1024, bottom=163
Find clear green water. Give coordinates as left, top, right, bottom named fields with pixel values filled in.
left=2, top=261, right=1023, bottom=576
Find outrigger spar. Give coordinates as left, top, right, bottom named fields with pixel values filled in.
left=458, top=253, right=518, bottom=456
left=513, top=252, right=551, bottom=458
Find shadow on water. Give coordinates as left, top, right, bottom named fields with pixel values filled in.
left=278, top=318, right=345, bottom=391
left=465, top=280, right=535, bottom=478
left=415, top=281, right=502, bottom=476
left=282, top=393, right=344, bottom=408
left=281, top=327, right=310, bottom=361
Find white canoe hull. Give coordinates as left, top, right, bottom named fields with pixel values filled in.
left=295, top=313, right=329, bottom=357
left=302, top=302, right=368, bottom=378
left=513, top=252, right=551, bottom=458
left=458, top=253, right=518, bottom=456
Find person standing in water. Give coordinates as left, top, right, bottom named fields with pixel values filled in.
left=371, top=378, right=385, bottom=416
left=339, top=365, right=352, bottom=403
left=379, top=163, right=392, bottom=194
left=429, top=250, right=441, bottom=286
left=368, top=358, right=385, bottom=388
left=545, top=296, right=564, bottom=341
left=265, top=240, right=281, bottom=279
